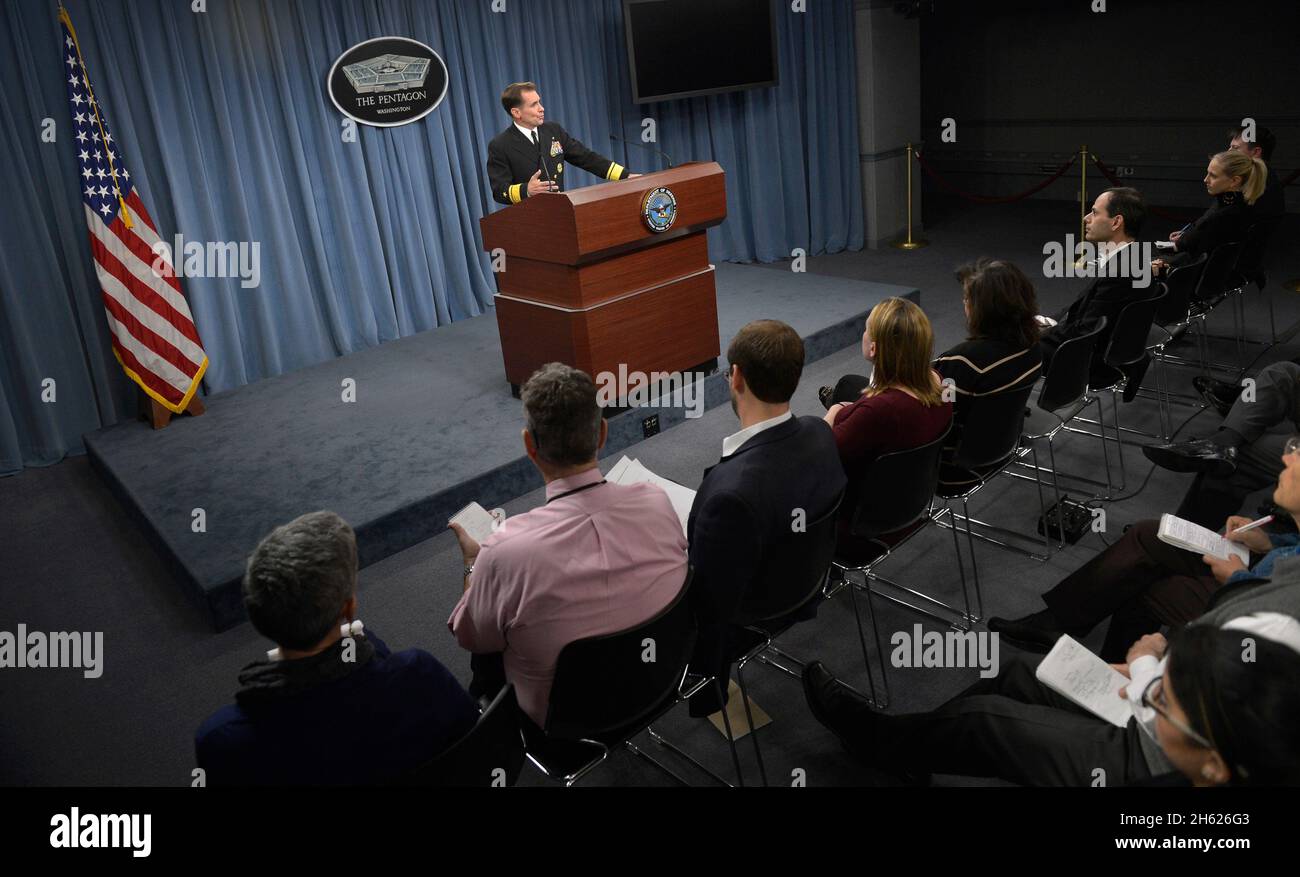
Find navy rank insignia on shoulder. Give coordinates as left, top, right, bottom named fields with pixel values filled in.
left=641, top=186, right=677, bottom=233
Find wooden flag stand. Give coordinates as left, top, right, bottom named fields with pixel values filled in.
left=145, top=392, right=205, bottom=430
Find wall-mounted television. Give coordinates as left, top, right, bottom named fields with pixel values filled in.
left=624, top=0, right=779, bottom=104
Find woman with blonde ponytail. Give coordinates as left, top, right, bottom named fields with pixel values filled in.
left=1152, top=150, right=1265, bottom=277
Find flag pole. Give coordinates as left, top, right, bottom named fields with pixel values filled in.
left=58, top=3, right=134, bottom=229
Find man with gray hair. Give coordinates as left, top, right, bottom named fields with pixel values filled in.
left=196, top=511, right=477, bottom=785
left=449, top=363, right=688, bottom=727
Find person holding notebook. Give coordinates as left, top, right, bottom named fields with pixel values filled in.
left=985, top=438, right=1300, bottom=662
left=446, top=363, right=688, bottom=727
left=801, top=610, right=1300, bottom=787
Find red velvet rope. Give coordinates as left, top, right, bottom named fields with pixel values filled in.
left=912, top=149, right=1294, bottom=215
left=912, top=150, right=1077, bottom=204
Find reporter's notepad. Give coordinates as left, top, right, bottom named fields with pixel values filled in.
left=449, top=502, right=499, bottom=544
left=1034, top=635, right=1132, bottom=728
left=1157, top=513, right=1249, bottom=564
left=606, top=456, right=695, bottom=537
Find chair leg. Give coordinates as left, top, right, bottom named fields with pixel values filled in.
left=1267, top=283, right=1277, bottom=345
left=844, top=570, right=882, bottom=706
left=1029, top=443, right=1050, bottom=558
left=857, top=571, right=891, bottom=707
left=1110, top=391, right=1126, bottom=492
left=1153, top=355, right=1170, bottom=441
left=714, top=677, right=745, bottom=787
left=961, top=495, right=983, bottom=620
left=946, top=502, right=975, bottom=625
left=1091, top=395, right=1114, bottom=500
left=1045, top=435, right=1066, bottom=548
left=735, top=664, right=767, bottom=787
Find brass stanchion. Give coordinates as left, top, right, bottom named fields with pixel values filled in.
left=892, top=143, right=928, bottom=250
left=1073, top=144, right=1089, bottom=269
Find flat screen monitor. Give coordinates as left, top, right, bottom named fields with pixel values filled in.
left=624, top=0, right=779, bottom=104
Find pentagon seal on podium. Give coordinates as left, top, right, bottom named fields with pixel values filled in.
left=641, top=186, right=678, bottom=233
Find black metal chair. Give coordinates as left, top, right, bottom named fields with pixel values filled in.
left=396, top=683, right=525, bottom=787
left=1068, top=289, right=1167, bottom=488
left=935, top=382, right=1038, bottom=620
left=829, top=423, right=971, bottom=642
left=1229, top=217, right=1283, bottom=343
left=1011, top=318, right=1111, bottom=547
left=521, top=567, right=698, bottom=786
left=1145, top=254, right=1208, bottom=383
left=632, top=497, right=844, bottom=788
left=1190, top=241, right=1247, bottom=373
left=698, top=493, right=844, bottom=787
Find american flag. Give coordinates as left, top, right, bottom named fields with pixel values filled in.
left=59, top=7, right=208, bottom=414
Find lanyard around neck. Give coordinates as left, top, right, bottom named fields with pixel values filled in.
left=546, top=479, right=607, bottom=504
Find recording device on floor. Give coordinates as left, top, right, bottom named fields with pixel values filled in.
left=1036, top=495, right=1094, bottom=544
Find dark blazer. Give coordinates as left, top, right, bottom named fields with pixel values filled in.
left=486, top=121, right=629, bottom=205
left=1253, top=168, right=1285, bottom=223
left=1039, top=268, right=1144, bottom=385
left=685, top=416, right=845, bottom=713
left=1172, top=190, right=1253, bottom=259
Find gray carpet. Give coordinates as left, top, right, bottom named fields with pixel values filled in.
left=81, top=262, right=915, bottom=630
left=2, top=196, right=1298, bottom=786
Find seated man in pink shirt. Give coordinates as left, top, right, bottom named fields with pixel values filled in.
left=447, top=362, right=689, bottom=728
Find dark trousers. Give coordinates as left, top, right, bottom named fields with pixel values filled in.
left=876, top=654, right=1153, bottom=786
left=1041, top=519, right=1222, bottom=662
left=1175, top=360, right=1300, bottom=528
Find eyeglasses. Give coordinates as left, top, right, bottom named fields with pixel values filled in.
left=1140, top=676, right=1214, bottom=749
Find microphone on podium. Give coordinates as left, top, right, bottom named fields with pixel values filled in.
left=609, top=135, right=675, bottom=172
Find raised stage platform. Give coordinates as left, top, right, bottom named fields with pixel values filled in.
left=85, top=262, right=918, bottom=630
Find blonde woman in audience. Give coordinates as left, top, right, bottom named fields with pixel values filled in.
left=822, top=298, right=952, bottom=560
left=1153, top=150, right=1267, bottom=277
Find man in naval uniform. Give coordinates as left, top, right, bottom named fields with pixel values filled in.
left=487, top=81, right=640, bottom=206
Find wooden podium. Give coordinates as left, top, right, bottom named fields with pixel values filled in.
left=480, top=161, right=727, bottom=395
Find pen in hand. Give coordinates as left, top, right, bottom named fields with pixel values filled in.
left=1228, top=515, right=1273, bottom=536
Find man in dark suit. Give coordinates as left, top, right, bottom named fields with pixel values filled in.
left=486, top=81, right=639, bottom=206
left=1229, top=124, right=1283, bottom=222
left=686, top=320, right=846, bottom=715
left=1038, top=186, right=1151, bottom=389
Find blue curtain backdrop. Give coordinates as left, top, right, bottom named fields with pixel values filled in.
left=0, top=0, right=863, bottom=475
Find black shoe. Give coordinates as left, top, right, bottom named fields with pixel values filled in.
left=987, top=609, right=1067, bottom=653
left=1142, top=438, right=1238, bottom=476
left=802, top=662, right=877, bottom=760
left=802, top=662, right=930, bottom=785
left=1192, top=376, right=1238, bottom=418
left=818, top=386, right=835, bottom=409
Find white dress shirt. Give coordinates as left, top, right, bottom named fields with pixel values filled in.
left=721, top=411, right=793, bottom=458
